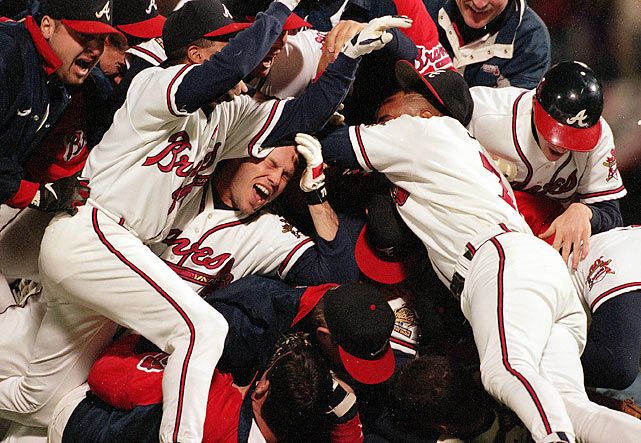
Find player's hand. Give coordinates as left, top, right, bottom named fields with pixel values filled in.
left=341, top=15, right=413, bottom=59
left=30, top=173, right=90, bottom=215
left=275, top=0, right=301, bottom=11
left=538, top=202, right=592, bottom=270
left=324, top=20, right=366, bottom=63
left=295, top=133, right=325, bottom=192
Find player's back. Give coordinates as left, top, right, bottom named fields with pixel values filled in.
left=353, top=115, right=531, bottom=283
left=468, top=85, right=532, bottom=163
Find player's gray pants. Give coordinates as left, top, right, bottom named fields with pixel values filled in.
left=0, top=207, right=228, bottom=443
left=460, top=231, right=641, bottom=443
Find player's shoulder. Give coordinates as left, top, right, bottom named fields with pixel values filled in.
left=470, top=86, right=533, bottom=116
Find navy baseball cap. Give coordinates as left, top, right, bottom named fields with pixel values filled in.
left=162, top=0, right=251, bottom=55
left=324, top=282, right=395, bottom=385
left=395, top=60, right=474, bottom=126
left=113, top=0, right=165, bottom=39
left=39, top=0, right=122, bottom=35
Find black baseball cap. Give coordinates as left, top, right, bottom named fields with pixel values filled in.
left=113, top=0, right=165, bottom=39
left=162, top=0, right=251, bottom=55
left=324, top=282, right=395, bottom=385
left=40, top=0, right=122, bottom=35
left=355, top=190, right=424, bottom=285
left=395, top=60, right=474, bottom=126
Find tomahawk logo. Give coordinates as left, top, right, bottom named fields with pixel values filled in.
left=222, top=3, right=233, bottom=19
left=566, top=109, right=589, bottom=127
left=145, top=0, right=157, bottom=14
left=95, top=1, right=111, bottom=20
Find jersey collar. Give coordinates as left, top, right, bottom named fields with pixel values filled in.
left=25, top=15, right=63, bottom=76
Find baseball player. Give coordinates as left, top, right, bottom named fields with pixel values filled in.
left=0, top=0, right=166, bottom=303
left=514, top=190, right=641, bottom=392
left=0, top=3, right=410, bottom=441
left=49, top=276, right=398, bottom=442
left=53, top=332, right=337, bottom=443
left=247, top=0, right=452, bottom=102
left=468, top=61, right=626, bottom=269
left=150, top=146, right=360, bottom=290
left=308, top=62, right=641, bottom=442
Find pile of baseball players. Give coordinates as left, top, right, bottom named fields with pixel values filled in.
left=0, top=0, right=640, bottom=441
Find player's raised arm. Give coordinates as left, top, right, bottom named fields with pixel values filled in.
left=260, top=16, right=413, bottom=147
left=174, top=0, right=301, bottom=113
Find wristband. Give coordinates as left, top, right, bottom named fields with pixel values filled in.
left=305, top=185, right=328, bottom=205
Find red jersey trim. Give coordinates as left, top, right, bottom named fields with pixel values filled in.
left=510, top=91, right=532, bottom=190
left=278, top=237, right=313, bottom=276
left=166, top=65, right=192, bottom=117
left=354, top=126, right=374, bottom=171
left=590, top=282, right=641, bottom=312
left=130, top=45, right=164, bottom=64
left=578, top=185, right=626, bottom=200
left=248, top=100, right=281, bottom=158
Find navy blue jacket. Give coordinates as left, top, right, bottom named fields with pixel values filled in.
left=0, top=17, right=71, bottom=205
left=425, top=0, right=550, bottom=88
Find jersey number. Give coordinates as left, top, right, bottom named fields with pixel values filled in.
left=479, top=152, right=517, bottom=210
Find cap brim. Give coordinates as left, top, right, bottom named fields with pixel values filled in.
left=395, top=59, right=446, bottom=109
left=62, top=19, right=123, bottom=36
left=533, top=99, right=601, bottom=152
left=117, top=15, right=166, bottom=39
left=355, top=226, right=409, bottom=285
left=204, top=22, right=252, bottom=39
left=283, top=13, right=312, bottom=30
left=339, top=344, right=395, bottom=385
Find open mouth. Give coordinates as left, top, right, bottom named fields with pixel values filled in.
left=254, top=184, right=271, bottom=202
left=74, top=58, right=96, bottom=76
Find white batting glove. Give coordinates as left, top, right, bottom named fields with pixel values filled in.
left=341, top=15, right=413, bottom=59
left=295, top=133, right=325, bottom=192
left=275, top=0, right=301, bottom=11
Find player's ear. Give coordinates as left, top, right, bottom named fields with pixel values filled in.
left=186, top=44, right=205, bottom=64
left=315, top=326, right=331, bottom=343
left=419, top=108, right=434, bottom=119
left=40, top=16, right=56, bottom=39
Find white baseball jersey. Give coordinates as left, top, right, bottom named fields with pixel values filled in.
left=84, top=64, right=290, bottom=243
left=337, top=115, right=641, bottom=441
left=348, top=115, right=531, bottom=285
left=253, top=29, right=326, bottom=99
left=468, top=87, right=626, bottom=205
left=126, top=38, right=166, bottom=69
left=570, top=226, right=641, bottom=313
left=149, top=185, right=314, bottom=292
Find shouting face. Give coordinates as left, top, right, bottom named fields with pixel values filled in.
left=217, top=146, right=298, bottom=215
left=41, top=17, right=108, bottom=85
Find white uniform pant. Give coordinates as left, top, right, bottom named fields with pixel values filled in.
left=0, top=207, right=52, bottom=282
left=0, top=206, right=50, bottom=310
left=460, top=232, right=641, bottom=443
left=0, top=206, right=228, bottom=443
